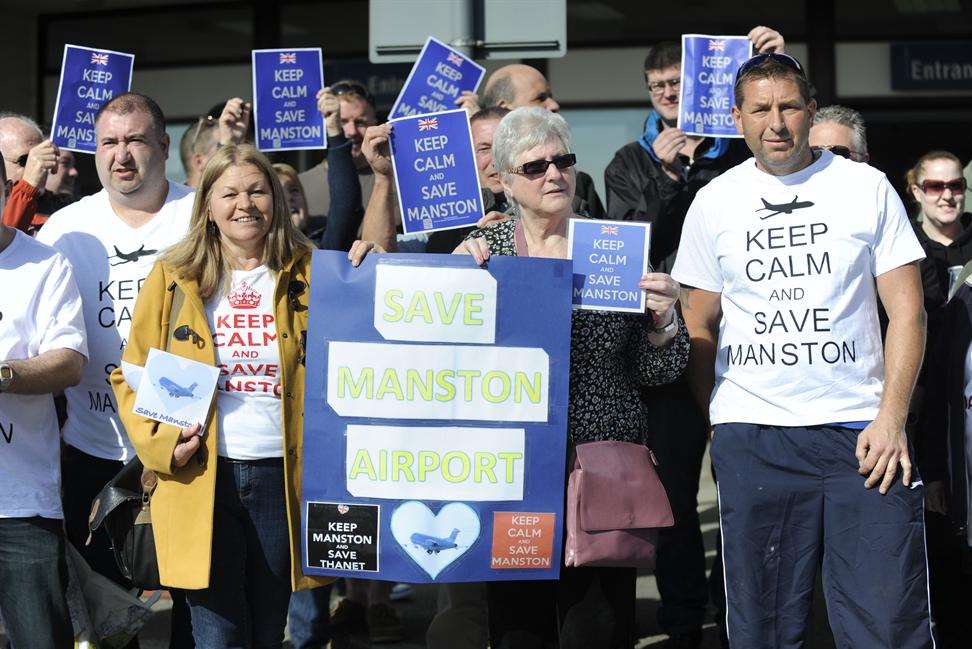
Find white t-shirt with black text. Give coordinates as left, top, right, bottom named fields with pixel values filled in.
left=37, top=182, right=194, bottom=461
left=0, top=230, right=87, bottom=518
left=672, top=152, right=925, bottom=426
left=205, top=266, right=283, bottom=460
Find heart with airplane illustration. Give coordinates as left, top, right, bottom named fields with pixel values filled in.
left=390, top=501, right=481, bottom=579
left=131, top=348, right=220, bottom=428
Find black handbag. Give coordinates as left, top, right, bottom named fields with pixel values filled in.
left=87, top=457, right=162, bottom=590
left=85, top=281, right=189, bottom=591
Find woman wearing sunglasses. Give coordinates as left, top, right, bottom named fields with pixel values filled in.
left=455, top=107, right=690, bottom=648
left=907, top=150, right=970, bottom=315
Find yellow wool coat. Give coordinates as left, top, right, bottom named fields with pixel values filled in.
left=110, top=250, right=330, bottom=591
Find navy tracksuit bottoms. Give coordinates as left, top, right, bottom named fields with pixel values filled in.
left=711, top=423, right=935, bottom=649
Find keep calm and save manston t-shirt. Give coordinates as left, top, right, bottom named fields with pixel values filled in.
left=0, top=230, right=87, bottom=518
left=205, top=266, right=283, bottom=460
left=37, top=182, right=194, bottom=461
left=672, top=151, right=925, bottom=426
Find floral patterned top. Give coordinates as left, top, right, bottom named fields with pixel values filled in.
left=466, top=218, right=690, bottom=445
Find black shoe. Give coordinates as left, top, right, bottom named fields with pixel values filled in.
left=668, top=629, right=703, bottom=649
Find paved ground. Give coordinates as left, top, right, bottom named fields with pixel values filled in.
left=2, top=449, right=838, bottom=648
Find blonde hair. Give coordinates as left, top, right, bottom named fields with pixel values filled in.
left=162, top=144, right=313, bottom=300
left=272, top=162, right=301, bottom=188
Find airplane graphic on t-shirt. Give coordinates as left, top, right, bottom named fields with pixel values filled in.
left=755, top=196, right=815, bottom=219
left=109, top=245, right=158, bottom=266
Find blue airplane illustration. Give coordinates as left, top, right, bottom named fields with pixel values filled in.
left=410, top=529, right=460, bottom=554
left=159, top=377, right=198, bottom=399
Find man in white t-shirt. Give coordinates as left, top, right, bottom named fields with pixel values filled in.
left=673, top=54, right=934, bottom=648
left=37, top=93, right=193, bottom=604
left=0, top=161, right=87, bottom=649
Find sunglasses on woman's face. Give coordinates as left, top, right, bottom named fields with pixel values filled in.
left=508, top=153, right=577, bottom=176
left=919, top=178, right=967, bottom=197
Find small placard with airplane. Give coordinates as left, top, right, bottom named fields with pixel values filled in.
left=132, top=348, right=219, bottom=430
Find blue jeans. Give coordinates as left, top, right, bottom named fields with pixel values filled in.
left=186, top=458, right=292, bottom=649
left=0, top=517, right=73, bottom=649
left=287, top=584, right=332, bottom=648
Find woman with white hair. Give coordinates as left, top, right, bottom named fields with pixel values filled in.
left=455, top=107, right=690, bottom=648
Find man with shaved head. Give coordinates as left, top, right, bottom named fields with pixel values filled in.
left=478, top=64, right=605, bottom=218
left=0, top=113, right=60, bottom=233
left=481, top=63, right=560, bottom=112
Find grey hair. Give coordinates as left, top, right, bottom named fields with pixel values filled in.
left=0, top=112, right=43, bottom=138
left=813, top=105, right=868, bottom=155
left=492, top=107, right=572, bottom=177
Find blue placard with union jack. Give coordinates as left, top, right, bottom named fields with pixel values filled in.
left=252, top=48, right=326, bottom=152
left=388, top=37, right=485, bottom=120
left=567, top=219, right=652, bottom=313
left=50, top=45, right=134, bottom=153
left=389, top=108, right=484, bottom=235
left=677, top=34, right=753, bottom=138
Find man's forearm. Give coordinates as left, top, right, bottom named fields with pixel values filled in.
left=680, top=287, right=722, bottom=422
left=685, top=326, right=717, bottom=421
left=360, top=175, right=398, bottom=252
left=5, top=349, right=85, bottom=395
left=879, top=308, right=926, bottom=427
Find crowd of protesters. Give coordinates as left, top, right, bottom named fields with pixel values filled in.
left=1, top=19, right=971, bottom=649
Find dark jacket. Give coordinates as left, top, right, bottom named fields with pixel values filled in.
left=604, top=118, right=748, bottom=271
left=919, top=273, right=972, bottom=551
left=308, top=132, right=364, bottom=252
left=913, top=213, right=972, bottom=318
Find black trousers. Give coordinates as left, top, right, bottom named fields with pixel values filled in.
left=641, top=384, right=709, bottom=635
left=487, top=566, right=636, bottom=649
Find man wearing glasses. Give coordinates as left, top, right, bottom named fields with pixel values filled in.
left=809, top=105, right=869, bottom=163
left=675, top=53, right=934, bottom=648
left=0, top=113, right=60, bottom=234
left=602, top=26, right=783, bottom=649
left=298, top=79, right=378, bottom=220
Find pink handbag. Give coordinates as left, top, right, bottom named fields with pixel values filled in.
left=564, top=440, right=674, bottom=569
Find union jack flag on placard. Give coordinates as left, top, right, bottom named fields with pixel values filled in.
left=418, top=117, right=439, bottom=131
left=446, top=51, right=464, bottom=67
left=708, top=40, right=726, bottom=52
left=601, top=225, right=619, bottom=235
left=90, top=53, right=109, bottom=65
left=279, top=52, right=297, bottom=64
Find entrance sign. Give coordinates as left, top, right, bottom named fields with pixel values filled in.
left=389, top=109, right=484, bottom=235
left=388, top=37, right=485, bottom=120
left=252, top=48, right=326, bottom=152
left=302, top=251, right=572, bottom=583
left=678, top=34, right=752, bottom=138
left=51, top=45, right=134, bottom=153
left=568, top=219, right=651, bottom=313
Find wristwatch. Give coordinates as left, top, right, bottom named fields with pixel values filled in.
left=652, top=311, right=679, bottom=335
left=0, top=363, right=13, bottom=393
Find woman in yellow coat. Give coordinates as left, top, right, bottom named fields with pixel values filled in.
left=111, top=144, right=379, bottom=647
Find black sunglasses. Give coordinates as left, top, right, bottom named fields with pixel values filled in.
left=331, top=81, right=376, bottom=107
left=811, top=145, right=853, bottom=159
left=736, top=52, right=807, bottom=83
left=508, top=153, right=577, bottom=176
